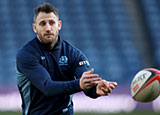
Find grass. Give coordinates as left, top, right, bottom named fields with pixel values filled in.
left=75, top=112, right=160, bottom=115
left=0, top=111, right=159, bottom=115
left=0, top=112, right=21, bottom=115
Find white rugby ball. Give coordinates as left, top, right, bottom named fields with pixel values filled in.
left=131, top=68, right=160, bottom=102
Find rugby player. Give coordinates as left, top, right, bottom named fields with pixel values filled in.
left=16, top=2, right=117, bottom=115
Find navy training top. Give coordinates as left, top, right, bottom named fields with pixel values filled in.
left=16, top=36, right=99, bottom=115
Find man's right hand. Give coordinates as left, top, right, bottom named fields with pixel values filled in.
left=80, top=68, right=102, bottom=90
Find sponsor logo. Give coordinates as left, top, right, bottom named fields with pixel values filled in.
left=79, top=60, right=90, bottom=66
left=132, top=73, right=147, bottom=86
left=131, top=70, right=151, bottom=96
left=132, top=83, right=139, bottom=93
left=59, top=56, right=68, bottom=65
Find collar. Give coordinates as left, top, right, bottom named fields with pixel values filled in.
left=35, top=36, right=62, bottom=51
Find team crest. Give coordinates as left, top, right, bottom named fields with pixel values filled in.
left=59, top=56, right=68, bottom=65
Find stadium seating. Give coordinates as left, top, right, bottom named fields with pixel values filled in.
left=1, top=0, right=155, bottom=89
left=139, top=0, right=160, bottom=69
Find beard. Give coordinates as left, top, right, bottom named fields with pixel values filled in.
left=37, top=30, right=59, bottom=49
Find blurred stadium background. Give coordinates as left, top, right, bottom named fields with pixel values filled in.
left=0, top=0, right=160, bottom=114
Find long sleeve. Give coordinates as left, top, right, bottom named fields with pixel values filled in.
left=71, top=48, right=100, bottom=98
left=16, top=49, right=82, bottom=97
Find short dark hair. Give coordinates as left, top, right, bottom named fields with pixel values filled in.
left=34, top=2, right=59, bottom=23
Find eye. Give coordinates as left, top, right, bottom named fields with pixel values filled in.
left=49, top=20, right=55, bottom=26
left=39, top=21, right=46, bottom=26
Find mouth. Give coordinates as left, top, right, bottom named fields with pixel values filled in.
left=44, top=33, right=54, bottom=36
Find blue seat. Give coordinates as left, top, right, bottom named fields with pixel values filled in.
left=0, top=0, right=145, bottom=86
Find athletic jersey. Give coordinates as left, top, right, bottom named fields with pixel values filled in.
left=16, top=36, right=99, bottom=115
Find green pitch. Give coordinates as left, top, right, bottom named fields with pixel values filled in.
left=0, top=112, right=160, bottom=115
left=76, top=112, right=160, bottom=115
left=0, top=112, right=21, bottom=115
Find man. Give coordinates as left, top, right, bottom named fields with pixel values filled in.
left=16, top=2, right=117, bottom=115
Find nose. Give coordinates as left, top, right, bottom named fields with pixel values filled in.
left=45, top=23, right=51, bottom=32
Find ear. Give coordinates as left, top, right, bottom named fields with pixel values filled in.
left=58, top=20, right=62, bottom=30
left=32, top=23, right=37, bottom=33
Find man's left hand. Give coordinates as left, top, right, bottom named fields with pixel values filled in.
left=96, top=80, right=118, bottom=96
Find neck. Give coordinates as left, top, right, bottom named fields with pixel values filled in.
left=37, top=36, right=59, bottom=50
left=49, top=37, right=58, bottom=49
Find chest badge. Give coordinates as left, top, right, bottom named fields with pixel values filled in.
left=59, top=56, right=68, bottom=65
left=41, top=56, right=46, bottom=60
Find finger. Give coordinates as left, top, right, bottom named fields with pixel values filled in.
left=83, top=81, right=98, bottom=89
left=85, top=68, right=94, bottom=75
left=83, top=74, right=99, bottom=79
left=101, top=87, right=111, bottom=96
left=90, top=78, right=102, bottom=84
left=104, top=91, right=110, bottom=96
left=84, top=77, right=102, bottom=84
left=109, top=84, right=115, bottom=89
left=94, top=80, right=102, bottom=84
left=109, top=82, right=118, bottom=86
left=105, top=93, right=109, bottom=96
left=103, top=81, right=110, bottom=88
left=102, top=87, right=112, bottom=94
left=86, top=83, right=97, bottom=89
left=108, top=88, right=112, bottom=93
